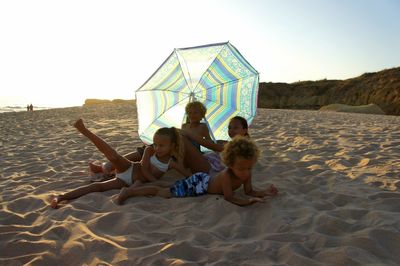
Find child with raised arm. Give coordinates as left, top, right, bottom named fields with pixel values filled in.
left=87, top=101, right=211, bottom=179
left=50, top=119, right=191, bottom=208
left=117, top=136, right=278, bottom=206
left=181, top=101, right=212, bottom=151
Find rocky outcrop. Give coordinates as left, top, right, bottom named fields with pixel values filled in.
left=84, top=99, right=136, bottom=106
left=258, top=67, right=400, bottom=115
left=319, top=103, right=385, bottom=115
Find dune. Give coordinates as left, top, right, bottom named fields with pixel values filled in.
left=319, top=103, right=385, bottom=115
left=0, top=104, right=399, bottom=265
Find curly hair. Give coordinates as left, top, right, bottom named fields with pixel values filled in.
left=221, top=136, right=260, bottom=168
left=185, top=101, right=207, bottom=117
left=154, top=127, right=184, bottom=163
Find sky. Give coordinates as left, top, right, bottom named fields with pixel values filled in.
left=1, top=0, right=399, bottom=108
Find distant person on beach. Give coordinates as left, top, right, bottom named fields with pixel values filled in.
left=88, top=101, right=212, bottom=180
left=29, top=104, right=33, bottom=111
left=117, top=136, right=278, bottom=206
left=181, top=101, right=212, bottom=151
left=27, top=104, right=30, bottom=111
left=50, top=119, right=191, bottom=208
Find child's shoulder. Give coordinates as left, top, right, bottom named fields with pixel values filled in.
left=199, top=122, right=209, bottom=130
left=213, top=168, right=230, bottom=180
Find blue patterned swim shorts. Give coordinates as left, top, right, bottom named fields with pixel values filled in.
left=170, top=172, right=210, bottom=197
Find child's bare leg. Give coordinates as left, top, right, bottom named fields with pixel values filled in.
left=267, top=184, right=278, bottom=196
left=89, top=151, right=141, bottom=175
left=124, top=151, right=142, bottom=162
left=89, top=162, right=103, bottom=173
left=51, top=178, right=125, bottom=208
left=182, top=136, right=211, bottom=173
left=117, top=185, right=171, bottom=205
left=74, top=119, right=131, bottom=173
left=131, top=179, right=142, bottom=188
left=50, top=195, right=61, bottom=209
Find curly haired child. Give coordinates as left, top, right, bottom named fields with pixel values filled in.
left=117, top=136, right=278, bottom=206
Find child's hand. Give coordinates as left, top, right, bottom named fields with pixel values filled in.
left=265, top=184, right=278, bottom=196
left=248, top=197, right=265, bottom=204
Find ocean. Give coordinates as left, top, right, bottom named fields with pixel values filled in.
left=0, top=105, right=56, bottom=113
left=0, top=96, right=79, bottom=113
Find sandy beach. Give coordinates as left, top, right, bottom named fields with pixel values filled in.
left=1, top=103, right=399, bottom=265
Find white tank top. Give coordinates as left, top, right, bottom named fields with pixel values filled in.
left=150, top=155, right=171, bottom=172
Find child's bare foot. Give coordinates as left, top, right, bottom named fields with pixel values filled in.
left=267, top=184, right=278, bottom=196
left=249, top=197, right=265, bottom=204
left=73, top=118, right=86, bottom=132
left=50, top=195, right=60, bottom=209
left=117, top=187, right=129, bottom=205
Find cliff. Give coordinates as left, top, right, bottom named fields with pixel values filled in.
left=84, top=99, right=136, bottom=106
left=258, top=67, right=400, bottom=115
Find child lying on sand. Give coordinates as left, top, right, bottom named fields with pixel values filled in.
left=117, top=136, right=278, bottom=206
left=50, top=119, right=190, bottom=208
left=88, top=101, right=211, bottom=180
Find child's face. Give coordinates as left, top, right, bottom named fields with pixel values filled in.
left=187, top=107, right=204, bottom=123
left=230, top=157, right=256, bottom=181
left=153, top=134, right=175, bottom=158
left=228, top=119, right=248, bottom=138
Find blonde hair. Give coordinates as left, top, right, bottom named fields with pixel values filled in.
left=154, top=127, right=184, bottom=163
left=185, top=101, right=207, bottom=117
left=221, top=136, right=260, bottom=168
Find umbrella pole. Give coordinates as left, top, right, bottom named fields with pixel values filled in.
left=204, top=117, right=217, bottom=143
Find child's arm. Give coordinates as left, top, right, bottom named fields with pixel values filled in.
left=169, top=160, right=192, bottom=177
left=140, top=146, right=158, bottom=182
left=243, top=178, right=278, bottom=197
left=201, top=123, right=213, bottom=141
left=221, top=173, right=264, bottom=206
left=182, top=130, right=224, bottom=152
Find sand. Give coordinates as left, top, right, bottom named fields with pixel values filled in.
left=1, top=104, right=399, bottom=265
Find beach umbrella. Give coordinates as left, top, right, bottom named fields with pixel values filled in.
left=135, top=42, right=259, bottom=145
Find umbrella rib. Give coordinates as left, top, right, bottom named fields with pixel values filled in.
left=137, top=74, right=188, bottom=93
left=136, top=50, right=176, bottom=92
left=192, top=44, right=226, bottom=93
left=200, top=73, right=258, bottom=92
left=142, top=95, right=191, bottom=134
left=137, top=88, right=192, bottom=95
left=175, top=50, right=194, bottom=91
left=227, top=42, right=259, bottom=75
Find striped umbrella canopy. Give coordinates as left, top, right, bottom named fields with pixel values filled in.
left=135, top=42, right=259, bottom=145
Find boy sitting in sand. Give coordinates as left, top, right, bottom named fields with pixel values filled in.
left=50, top=119, right=191, bottom=208
left=181, top=101, right=212, bottom=151
left=117, top=136, right=278, bottom=206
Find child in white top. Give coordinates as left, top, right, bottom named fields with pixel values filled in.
left=50, top=119, right=190, bottom=208
left=87, top=101, right=211, bottom=179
